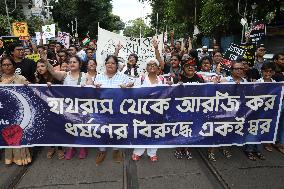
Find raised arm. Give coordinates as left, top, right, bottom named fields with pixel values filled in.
left=153, top=39, right=165, bottom=70
left=41, top=51, right=66, bottom=81
left=114, top=42, right=122, bottom=56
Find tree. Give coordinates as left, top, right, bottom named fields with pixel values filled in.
left=0, top=0, right=26, bottom=36
left=141, top=0, right=283, bottom=39
left=123, top=18, right=155, bottom=37
left=51, top=0, right=124, bottom=39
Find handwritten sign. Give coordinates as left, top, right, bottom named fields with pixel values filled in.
left=26, top=54, right=41, bottom=63
left=12, top=22, right=29, bottom=38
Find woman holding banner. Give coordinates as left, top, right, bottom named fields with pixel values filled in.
left=131, top=58, right=164, bottom=162
left=0, top=57, right=32, bottom=165
left=35, top=59, right=65, bottom=160
left=44, top=54, right=90, bottom=160
left=94, top=55, right=133, bottom=165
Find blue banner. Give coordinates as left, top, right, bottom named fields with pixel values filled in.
left=0, top=83, right=282, bottom=147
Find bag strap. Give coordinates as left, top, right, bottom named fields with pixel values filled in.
left=77, top=72, right=82, bottom=85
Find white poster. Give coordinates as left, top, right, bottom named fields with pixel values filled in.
left=57, top=32, right=70, bottom=49
left=96, top=27, right=163, bottom=74
left=35, top=32, right=47, bottom=45
left=42, top=24, right=56, bottom=39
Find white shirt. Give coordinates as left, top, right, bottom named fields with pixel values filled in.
left=256, top=78, right=276, bottom=82
left=94, top=72, right=130, bottom=88
left=63, top=72, right=87, bottom=85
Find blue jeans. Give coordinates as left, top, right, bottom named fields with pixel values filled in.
left=277, top=102, right=284, bottom=144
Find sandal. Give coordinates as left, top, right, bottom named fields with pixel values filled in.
left=47, top=148, right=55, bottom=159
left=222, top=149, right=232, bottom=158
left=131, top=154, right=140, bottom=161
left=255, top=152, right=266, bottom=160
left=208, top=152, right=216, bottom=162
left=174, top=149, right=184, bottom=159
left=185, top=150, right=192, bottom=159
left=245, top=152, right=256, bottom=161
left=264, top=145, right=273, bottom=152
left=150, top=155, right=158, bottom=162
left=57, top=149, right=65, bottom=160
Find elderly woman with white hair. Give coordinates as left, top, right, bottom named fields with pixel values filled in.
left=132, top=58, right=166, bottom=162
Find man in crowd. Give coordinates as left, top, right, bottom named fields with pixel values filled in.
left=254, top=44, right=267, bottom=74
left=10, top=43, right=36, bottom=83
left=273, top=52, right=284, bottom=82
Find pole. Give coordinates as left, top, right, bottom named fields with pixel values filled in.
left=4, top=0, right=12, bottom=35
left=156, top=13, right=158, bottom=35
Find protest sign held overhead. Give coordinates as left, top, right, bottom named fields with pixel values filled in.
left=42, top=24, right=56, bottom=39
left=12, top=22, right=29, bottom=39
left=57, top=32, right=70, bottom=48
left=96, top=27, right=163, bottom=74
left=25, top=54, right=41, bottom=63
left=240, top=43, right=256, bottom=67
left=250, top=21, right=266, bottom=44
left=224, top=43, right=247, bottom=61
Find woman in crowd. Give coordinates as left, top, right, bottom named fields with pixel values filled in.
left=94, top=55, right=133, bottom=165
left=44, top=55, right=89, bottom=160
left=0, top=57, right=32, bottom=165
left=85, top=59, right=97, bottom=84
left=174, top=59, right=204, bottom=160
left=35, top=59, right=65, bottom=160
left=132, top=58, right=164, bottom=162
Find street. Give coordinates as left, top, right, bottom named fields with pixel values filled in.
left=1, top=147, right=284, bottom=189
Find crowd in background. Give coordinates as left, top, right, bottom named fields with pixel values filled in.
left=0, top=33, right=284, bottom=166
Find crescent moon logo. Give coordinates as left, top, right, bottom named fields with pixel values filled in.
left=2, top=89, right=32, bottom=129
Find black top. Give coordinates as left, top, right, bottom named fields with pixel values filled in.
left=15, top=58, right=37, bottom=83
left=175, top=73, right=205, bottom=83
left=273, top=72, right=284, bottom=82
left=245, top=68, right=260, bottom=82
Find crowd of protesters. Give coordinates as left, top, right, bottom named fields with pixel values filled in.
left=0, top=33, right=284, bottom=166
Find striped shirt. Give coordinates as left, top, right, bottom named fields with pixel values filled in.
left=94, top=72, right=130, bottom=88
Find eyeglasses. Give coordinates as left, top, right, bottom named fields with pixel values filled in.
left=258, top=48, right=266, bottom=52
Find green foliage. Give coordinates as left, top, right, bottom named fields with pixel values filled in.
left=51, top=0, right=124, bottom=39
left=123, top=18, right=155, bottom=37
left=141, top=0, right=283, bottom=38
left=199, top=0, right=236, bottom=36
left=26, top=16, right=44, bottom=36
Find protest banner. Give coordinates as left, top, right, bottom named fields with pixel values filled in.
left=0, top=83, right=282, bottom=148
left=42, top=24, right=56, bottom=39
left=57, top=32, right=70, bottom=48
left=224, top=43, right=247, bottom=61
left=240, top=43, right=256, bottom=67
left=12, top=22, right=29, bottom=39
left=250, top=21, right=266, bottom=44
left=96, top=27, right=163, bottom=74
left=25, top=54, right=41, bottom=63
